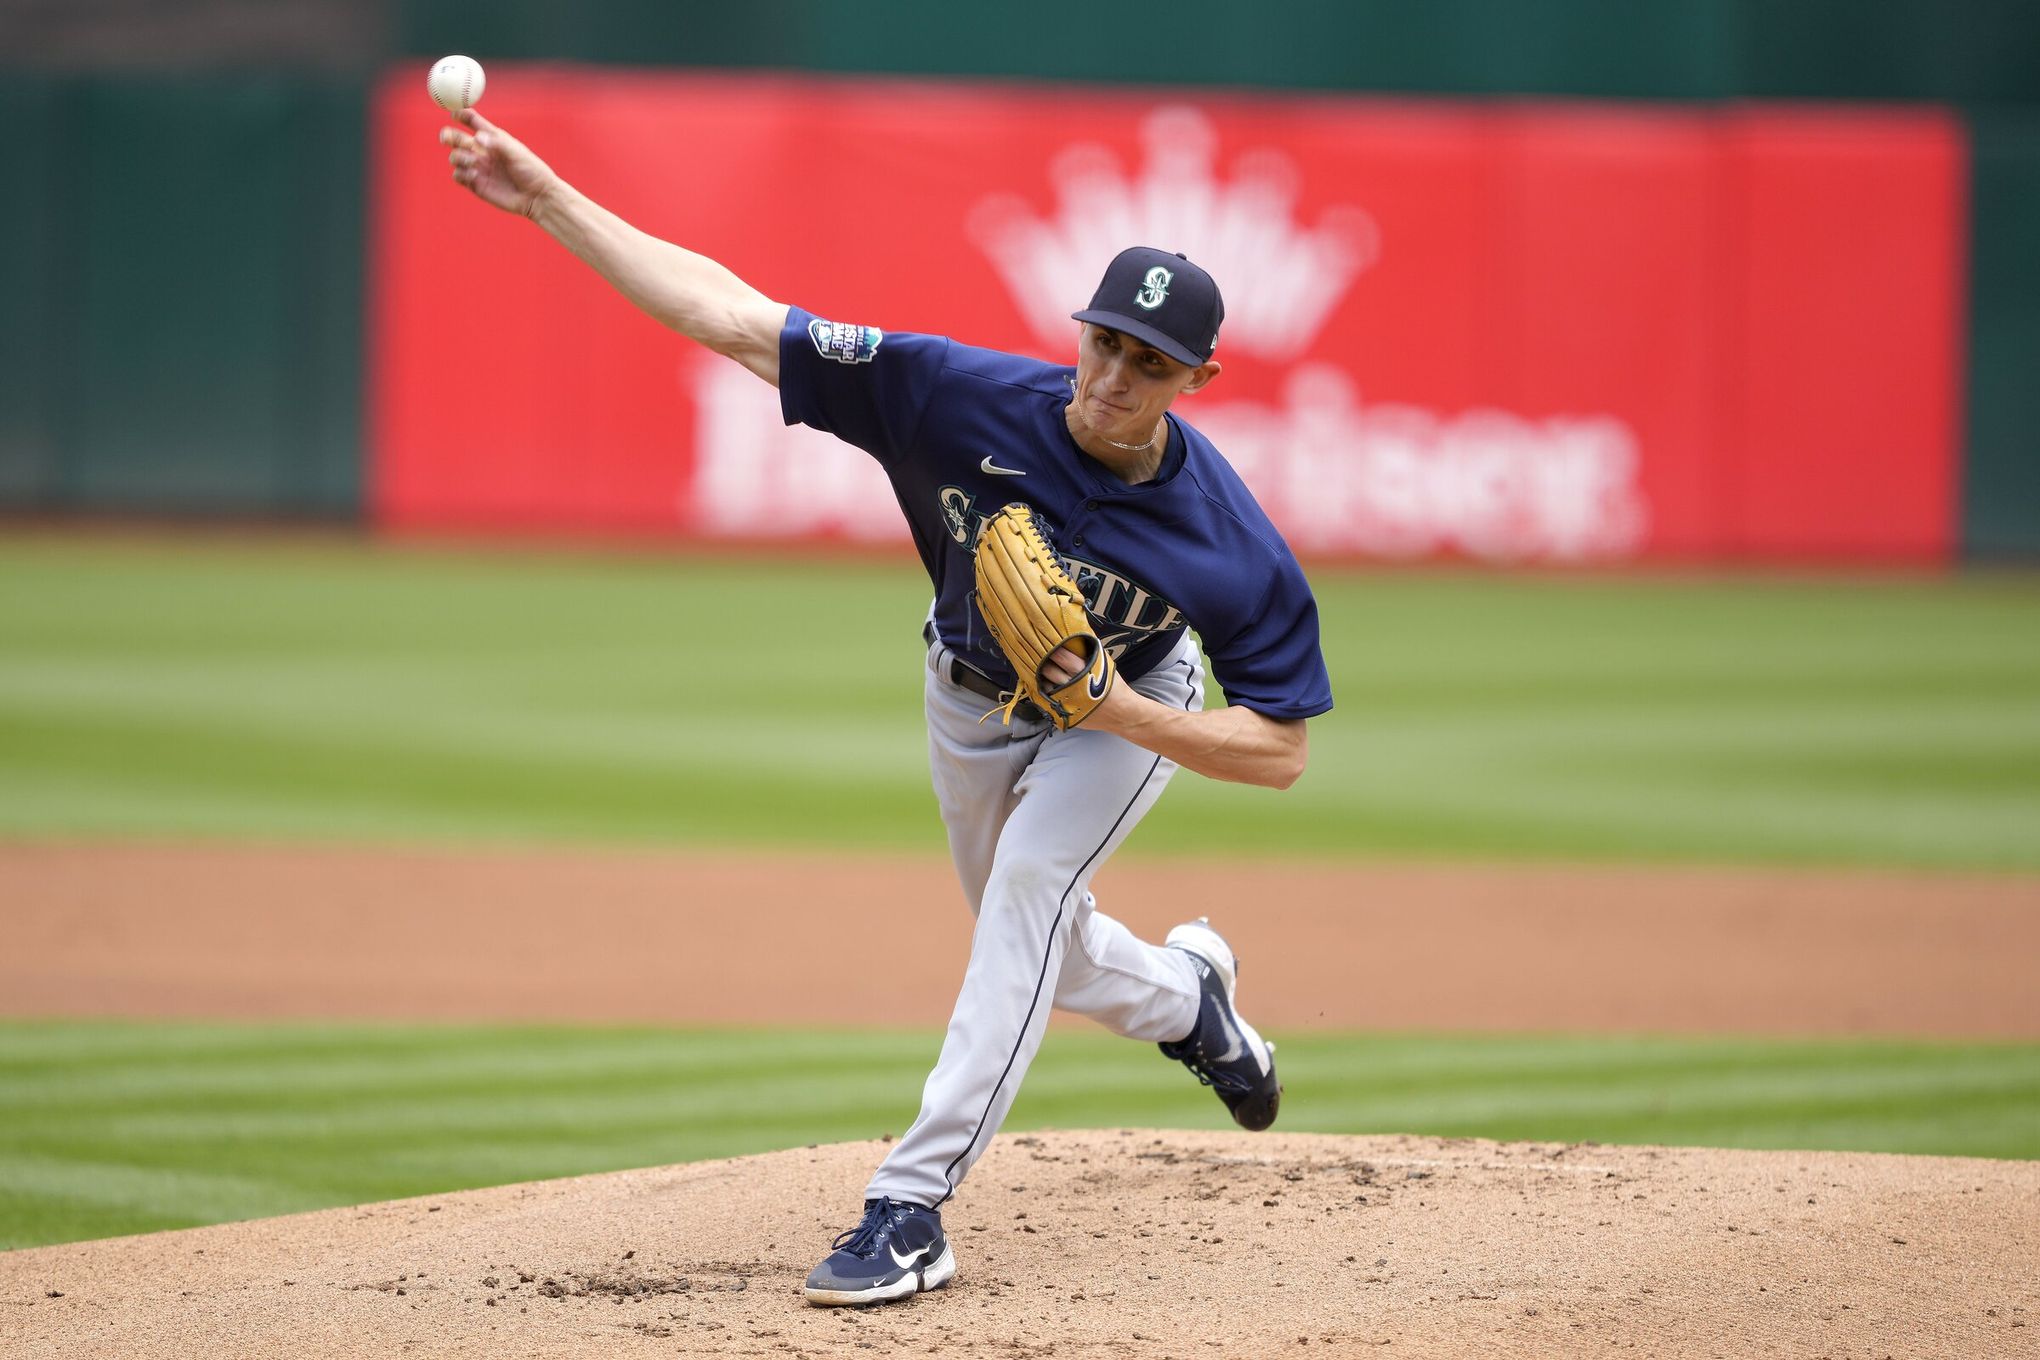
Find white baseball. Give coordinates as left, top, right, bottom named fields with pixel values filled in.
left=428, top=55, right=486, bottom=113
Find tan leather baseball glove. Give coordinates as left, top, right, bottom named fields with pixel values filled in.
left=972, top=502, right=1116, bottom=730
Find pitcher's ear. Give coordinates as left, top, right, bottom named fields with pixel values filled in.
left=1181, top=360, right=1222, bottom=395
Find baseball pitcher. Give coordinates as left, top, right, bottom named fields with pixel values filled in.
left=439, top=107, right=1334, bottom=1307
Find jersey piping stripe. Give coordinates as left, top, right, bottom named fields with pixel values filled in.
left=935, top=655, right=1200, bottom=1206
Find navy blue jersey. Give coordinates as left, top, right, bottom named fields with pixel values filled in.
left=779, top=307, right=1333, bottom=721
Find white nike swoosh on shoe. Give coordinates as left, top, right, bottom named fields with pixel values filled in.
left=981, top=457, right=1026, bottom=476
left=1213, top=1009, right=1245, bottom=1065
left=889, top=1243, right=932, bottom=1271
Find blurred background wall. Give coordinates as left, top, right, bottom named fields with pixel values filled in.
left=2, top=0, right=2036, bottom=556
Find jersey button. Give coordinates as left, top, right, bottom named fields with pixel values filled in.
left=1072, top=535, right=1085, bottom=547
left=1085, top=500, right=1099, bottom=511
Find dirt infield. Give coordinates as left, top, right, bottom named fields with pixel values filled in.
left=5, top=845, right=2039, bottom=1355
left=4, top=1129, right=2035, bottom=1359
left=4, top=843, right=2037, bottom=1035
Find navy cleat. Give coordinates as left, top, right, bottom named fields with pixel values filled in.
left=1158, top=917, right=1282, bottom=1131
left=803, top=1196, right=956, bottom=1307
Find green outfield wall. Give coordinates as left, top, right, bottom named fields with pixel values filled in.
left=391, top=0, right=2034, bottom=562
left=0, top=75, right=363, bottom=516
left=1967, top=113, right=2040, bottom=561
left=2, top=0, right=2037, bottom=553
left=397, top=0, right=2040, bottom=104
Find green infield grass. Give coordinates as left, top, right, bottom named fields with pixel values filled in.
left=0, top=1020, right=2034, bottom=1251
left=1, top=538, right=2036, bottom=868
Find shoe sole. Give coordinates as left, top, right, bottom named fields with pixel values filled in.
left=803, top=1242, right=956, bottom=1307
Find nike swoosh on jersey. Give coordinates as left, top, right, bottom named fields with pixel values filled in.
left=981, top=457, right=1027, bottom=476
left=889, top=1243, right=933, bottom=1271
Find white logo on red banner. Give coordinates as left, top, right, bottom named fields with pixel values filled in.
left=970, top=107, right=1380, bottom=363
left=690, top=103, right=1646, bottom=563
left=687, top=359, right=1645, bottom=562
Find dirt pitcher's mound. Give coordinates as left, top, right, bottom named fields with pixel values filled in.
left=3, top=1132, right=2035, bottom=1359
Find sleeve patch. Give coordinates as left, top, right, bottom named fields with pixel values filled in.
left=808, top=318, right=884, bottom=364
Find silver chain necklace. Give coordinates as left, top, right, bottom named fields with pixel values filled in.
left=1101, top=428, right=1159, bottom=452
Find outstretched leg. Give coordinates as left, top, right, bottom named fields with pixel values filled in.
left=866, top=639, right=1205, bottom=1208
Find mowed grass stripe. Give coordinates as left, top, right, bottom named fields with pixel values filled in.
left=0, top=1022, right=2034, bottom=1250
left=2, top=540, right=2038, bottom=866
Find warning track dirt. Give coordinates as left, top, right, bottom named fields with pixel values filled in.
left=4, top=845, right=2036, bottom=1036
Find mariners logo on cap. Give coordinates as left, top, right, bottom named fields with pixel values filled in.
left=1135, top=267, right=1173, bottom=310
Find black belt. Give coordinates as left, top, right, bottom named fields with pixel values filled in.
left=925, top=621, right=1046, bottom=724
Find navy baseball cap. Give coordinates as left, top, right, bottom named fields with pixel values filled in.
left=1071, top=246, right=1225, bottom=369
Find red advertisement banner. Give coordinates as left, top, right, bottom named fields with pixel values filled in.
left=370, top=69, right=1963, bottom=563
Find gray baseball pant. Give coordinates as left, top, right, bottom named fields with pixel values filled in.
left=864, top=629, right=1206, bottom=1209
